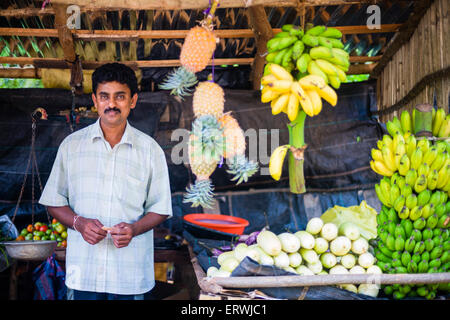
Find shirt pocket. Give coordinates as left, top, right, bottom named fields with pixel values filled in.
left=118, top=173, right=147, bottom=214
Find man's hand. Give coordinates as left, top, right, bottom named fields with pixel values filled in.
left=76, top=217, right=107, bottom=245
left=109, top=222, right=135, bottom=248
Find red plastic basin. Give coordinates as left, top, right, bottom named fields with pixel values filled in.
left=183, top=214, right=249, bottom=235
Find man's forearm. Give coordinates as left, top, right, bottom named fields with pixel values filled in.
left=47, top=206, right=77, bottom=229
left=132, top=212, right=168, bottom=237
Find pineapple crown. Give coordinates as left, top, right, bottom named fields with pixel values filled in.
left=226, top=154, right=259, bottom=185
left=158, top=66, right=198, bottom=99
left=183, top=179, right=215, bottom=208
left=190, top=115, right=225, bottom=162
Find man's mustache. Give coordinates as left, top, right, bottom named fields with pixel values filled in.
left=105, top=107, right=121, bottom=113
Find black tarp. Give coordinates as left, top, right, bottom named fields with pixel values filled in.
left=0, top=80, right=382, bottom=231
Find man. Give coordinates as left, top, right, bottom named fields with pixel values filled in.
left=39, top=63, right=172, bottom=300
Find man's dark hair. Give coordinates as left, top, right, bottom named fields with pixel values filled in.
left=92, top=63, right=138, bottom=96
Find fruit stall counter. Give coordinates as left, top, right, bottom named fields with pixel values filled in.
left=183, top=199, right=450, bottom=300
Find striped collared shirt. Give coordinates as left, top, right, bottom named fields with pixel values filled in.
left=39, top=119, right=172, bottom=295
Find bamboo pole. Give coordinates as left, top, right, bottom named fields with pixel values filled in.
left=0, top=25, right=402, bottom=39
left=0, top=57, right=378, bottom=74
left=48, top=0, right=417, bottom=10
left=210, top=273, right=450, bottom=289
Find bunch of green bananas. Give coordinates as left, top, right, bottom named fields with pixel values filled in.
left=374, top=204, right=449, bottom=299
left=265, top=23, right=350, bottom=90
left=370, top=107, right=450, bottom=300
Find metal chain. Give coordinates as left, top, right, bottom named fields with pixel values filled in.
left=7, top=118, right=35, bottom=234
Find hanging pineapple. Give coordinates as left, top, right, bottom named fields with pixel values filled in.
left=219, top=112, right=259, bottom=184
left=192, top=81, right=225, bottom=119
left=183, top=115, right=225, bottom=208
left=158, top=1, right=219, bottom=98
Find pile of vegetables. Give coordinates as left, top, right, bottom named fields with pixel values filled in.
left=207, top=217, right=382, bottom=298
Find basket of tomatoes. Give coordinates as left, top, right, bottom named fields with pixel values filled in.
left=4, top=219, right=68, bottom=261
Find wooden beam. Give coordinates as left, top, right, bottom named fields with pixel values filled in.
left=0, top=57, right=376, bottom=79
left=346, top=62, right=377, bottom=75
left=0, top=7, right=55, bottom=18
left=0, top=68, right=40, bottom=78
left=248, top=5, right=273, bottom=90
left=0, top=24, right=402, bottom=41
left=0, top=57, right=254, bottom=69
left=371, top=0, right=434, bottom=78
left=0, top=56, right=380, bottom=68
left=210, top=272, right=450, bottom=289
left=49, top=0, right=419, bottom=10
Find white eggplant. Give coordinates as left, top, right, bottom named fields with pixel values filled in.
left=277, top=232, right=301, bottom=253
left=253, top=246, right=274, bottom=266
left=296, top=265, right=314, bottom=276
left=351, top=238, right=369, bottom=255
left=313, top=237, right=329, bottom=254
left=358, top=284, right=379, bottom=297
left=306, top=217, right=324, bottom=235
left=358, top=252, right=375, bottom=268
left=288, top=252, right=302, bottom=268
left=320, top=252, right=337, bottom=269
left=349, top=265, right=366, bottom=274
left=307, top=260, right=323, bottom=274
left=340, top=253, right=356, bottom=269
left=273, top=251, right=290, bottom=269
left=341, top=284, right=358, bottom=294
left=329, top=265, right=349, bottom=275
left=366, top=265, right=382, bottom=274
left=218, top=251, right=235, bottom=266
left=320, top=223, right=338, bottom=241
left=257, top=230, right=282, bottom=256
left=330, top=236, right=352, bottom=256
left=206, top=266, right=219, bottom=277
left=299, top=248, right=319, bottom=264
left=221, top=257, right=240, bottom=273
left=233, top=243, right=249, bottom=261
left=294, top=231, right=315, bottom=249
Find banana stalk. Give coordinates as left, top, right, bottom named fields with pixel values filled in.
left=288, top=110, right=307, bottom=193
left=414, top=104, right=433, bottom=137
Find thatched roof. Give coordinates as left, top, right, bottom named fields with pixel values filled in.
left=0, top=0, right=429, bottom=90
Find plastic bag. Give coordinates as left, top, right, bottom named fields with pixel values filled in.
left=32, top=254, right=67, bottom=300
left=320, top=200, right=378, bottom=240
left=0, top=215, right=18, bottom=272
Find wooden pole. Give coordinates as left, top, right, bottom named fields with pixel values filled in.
left=0, top=25, right=402, bottom=39
left=210, top=272, right=450, bottom=289
left=0, top=61, right=377, bottom=78
left=53, top=4, right=77, bottom=63
left=48, top=0, right=421, bottom=10
left=0, top=68, right=40, bottom=78
left=248, top=5, right=274, bottom=90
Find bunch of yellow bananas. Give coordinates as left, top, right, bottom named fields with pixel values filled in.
left=370, top=109, right=450, bottom=195
left=261, top=64, right=337, bottom=121
left=432, top=108, right=450, bottom=138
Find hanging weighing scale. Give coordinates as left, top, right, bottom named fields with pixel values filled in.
left=1, top=108, right=58, bottom=261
